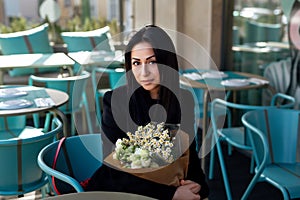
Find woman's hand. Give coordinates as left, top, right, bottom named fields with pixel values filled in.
left=172, top=180, right=201, bottom=200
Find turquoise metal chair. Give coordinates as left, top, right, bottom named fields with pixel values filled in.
left=37, top=134, right=103, bottom=194
left=0, top=115, right=51, bottom=140
left=242, top=108, right=300, bottom=200
left=61, top=26, right=114, bottom=53
left=0, top=23, right=60, bottom=77
left=244, top=20, right=283, bottom=43
left=91, top=67, right=126, bottom=124
left=0, top=115, right=25, bottom=138
left=0, top=117, right=62, bottom=197
left=208, top=93, right=296, bottom=200
left=61, top=26, right=122, bottom=73
left=262, top=58, right=295, bottom=107
left=29, top=71, right=93, bottom=135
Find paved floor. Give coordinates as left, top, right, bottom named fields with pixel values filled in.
left=204, top=142, right=284, bottom=200
left=0, top=143, right=286, bottom=200
left=0, top=122, right=298, bottom=200
left=0, top=191, right=42, bottom=200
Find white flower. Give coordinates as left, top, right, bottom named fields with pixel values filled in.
left=113, top=122, right=176, bottom=169
left=135, top=148, right=148, bottom=158
left=141, top=157, right=151, bottom=167
left=150, top=162, right=159, bottom=168
left=116, top=138, right=123, bottom=147
left=131, top=159, right=142, bottom=169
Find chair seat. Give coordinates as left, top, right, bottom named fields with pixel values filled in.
left=241, top=108, right=300, bottom=200
left=0, top=117, right=62, bottom=196
left=218, top=127, right=251, bottom=150
left=37, top=134, right=103, bottom=194
left=209, top=96, right=296, bottom=200
left=3, top=70, right=70, bottom=85
left=262, top=163, right=300, bottom=199
left=0, top=126, right=44, bottom=140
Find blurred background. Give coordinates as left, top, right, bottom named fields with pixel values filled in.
left=0, top=0, right=288, bottom=70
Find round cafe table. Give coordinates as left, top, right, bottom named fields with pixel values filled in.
left=180, top=71, right=275, bottom=167
left=45, top=191, right=157, bottom=200
left=180, top=71, right=275, bottom=136
left=0, top=85, right=69, bottom=137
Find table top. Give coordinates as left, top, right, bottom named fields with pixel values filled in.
left=0, top=85, right=69, bottom=116
left=68, top=51, right=124, bottom=67
left=232, top=42, right=289, bottom=53
left=180, top=70, right=270, bottom=91
left=0, top=52, right=75, bottom=69
left=45, top=191, right=157, bottom=200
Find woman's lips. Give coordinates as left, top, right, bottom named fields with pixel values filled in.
left=140, top=79, right=154, bottom=84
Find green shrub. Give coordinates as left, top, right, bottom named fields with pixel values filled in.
left=65, top=16, right=119, bottom=36
left=0, top=17, right=39, bottom=33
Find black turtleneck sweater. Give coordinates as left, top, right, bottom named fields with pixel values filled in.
left=86, top=86, right=209, bottom=200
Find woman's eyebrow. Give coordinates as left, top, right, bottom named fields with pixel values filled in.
left=146, top=55, right=156, bottom=60
left=132, top=55, right=156, bottom=61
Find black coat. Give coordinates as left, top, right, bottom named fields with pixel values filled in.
left=86, top=86, right=209, bottom=200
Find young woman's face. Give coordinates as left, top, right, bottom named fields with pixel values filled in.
left=131, top=41, right=160, bottom=99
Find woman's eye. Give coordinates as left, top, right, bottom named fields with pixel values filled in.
left=149, top=61, right=157, bottom=65
left=132, top=61, right=140, bottom=66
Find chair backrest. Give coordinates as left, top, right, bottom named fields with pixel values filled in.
left=29, top=71, right=90, bottom=113
left=37, top=134, right=103, bottom=193
left=0, top=23, right=57, bottom=76
left=211, top=93, right=295, bottom=147
left=108, top=68, right=126, bottom=88
left=92, top=67, right=126, bottom=92
left=0, top=115, right=26, bottom=132
left=244, top=20, right=283, bottom=43
left=61, top=26, right=114, bottom=53
left=212, top=92, right=295, bottom=126
left=232, top=26, right=240, bottom=45
left=263, top=55, right=300, bottom=109
left=262, top=58, right=293, bottom=106
left=0, top=117, right=62, bottom=196
left=242, top=108, right=300, bottom=167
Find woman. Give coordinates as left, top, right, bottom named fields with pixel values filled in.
left=86, top=25, right=209, bottom=200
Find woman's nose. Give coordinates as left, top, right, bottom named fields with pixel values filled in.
left=141, top=63, right=149, bottom=76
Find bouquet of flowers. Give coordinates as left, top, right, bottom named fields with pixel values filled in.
left=104, top=122, right=190, bottom=186
left=113, top=122, right=177, bottom=169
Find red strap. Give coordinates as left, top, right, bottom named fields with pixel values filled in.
left=52, top=137, right=66, bottom=195
left=23, top=35, right=33, bottom=53
left=89, top=37, right=97, bottom=48
left=80, top=178, right=91, bottom=188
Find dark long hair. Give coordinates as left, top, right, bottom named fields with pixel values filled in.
left=287, top=1, right=300, bottom=96
left=124, top=25, right=180, bottom=114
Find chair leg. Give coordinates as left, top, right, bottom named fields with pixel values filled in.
left=43, top=113, right=52, bottom=132
left=82, top=93, right=94, bottom=133
left=250, top=154, right=254, bottom=174
left=241, top=169, right=265, bottom=200
left=95, top=92, right=102, bottom=126
left=40, top=184, right=47, bottom=199
left=40, top=182, right=54, bottom=199
left=209, top=133, right=216, bottom=180
left=228, top=144, right=233, bottom=155
left=71, top=114, right=75, bottom=136
left=225, top=107, right=233, bottom=157
left=215, top=135, right=233, bottom=200
left=33, top=113, right=40, bottom=128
